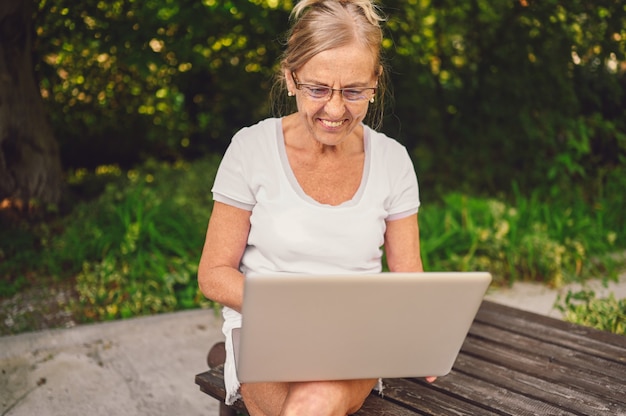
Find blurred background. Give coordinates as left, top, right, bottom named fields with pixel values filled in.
left=1, top=0, right=625, bottom=335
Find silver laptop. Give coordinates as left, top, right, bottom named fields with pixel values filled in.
left=235, top=271, right=492, bottom=383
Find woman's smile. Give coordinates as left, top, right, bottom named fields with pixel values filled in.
left=319, top=118, right=346, bottom=129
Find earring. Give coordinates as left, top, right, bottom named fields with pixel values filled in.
left=370, top=97, right=375, bottom=103
left=288, top=91, right=294, bottom=97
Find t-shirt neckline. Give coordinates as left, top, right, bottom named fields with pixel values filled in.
left=275, top=118, right=371, bottom=208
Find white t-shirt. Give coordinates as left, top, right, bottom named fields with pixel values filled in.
left=211, top=117, right=419, bottom=403
left=212, top=118, right=420, bottom=280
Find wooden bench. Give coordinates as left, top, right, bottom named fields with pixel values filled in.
left=196, top=300, right=626, bottom=415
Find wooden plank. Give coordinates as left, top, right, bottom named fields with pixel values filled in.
left=195, top=368, right=248, bottom=414
left=477, top=302, right=626, bottom=359
left=356, top=393, right=422, bottom=416
left=452, top=352, right=624, bottom=415
left=195, top=369, right=226, bottom=402
left=461, top=335, right=626, bottom=405
left=421, top=370, right=581, bottom=416
left=385, top=371, right=580, bottom=416
left=381, top=378, right=503, bottom=415
left=467, top=321, right=626, bottom=382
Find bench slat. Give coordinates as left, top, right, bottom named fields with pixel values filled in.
left=423, top=370, right=580, bottom=416
left=461, top=335, right=626, bottom=403
left=467, top=320, right=626, bottom=382
left=195, top=367, right=248, bottom=414
left=354, top=393, right=423, bottom=416
left=381, top=377, right=503, bottom=415
left=453, top=352, right=621, bottom=414
left=476, top=302, right=626, bottom=356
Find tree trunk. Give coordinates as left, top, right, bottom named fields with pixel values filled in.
left=0, top=0, right=62, bottom=206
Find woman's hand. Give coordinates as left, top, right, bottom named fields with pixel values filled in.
left=425, top=376, right=437, bottom=383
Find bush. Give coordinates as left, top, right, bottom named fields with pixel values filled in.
left=58, top=157, right=221, bottom=322
left=555, top=289, right=626, bottom=335
left=419, top=191, right=621, bottom=287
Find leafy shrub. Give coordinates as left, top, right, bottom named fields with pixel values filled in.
left=64, top=157, right=220, bottom=321
left=419, top=192, right=619, bottom=287
left=555, top=289, right=626, bottom=335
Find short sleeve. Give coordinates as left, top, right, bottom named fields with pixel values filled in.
left=385, top=144, right=420, bottom=220
left=211, top=130, right=256, bottom=208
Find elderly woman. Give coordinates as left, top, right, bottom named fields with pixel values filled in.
left=198, top=0, right=429, bottom=414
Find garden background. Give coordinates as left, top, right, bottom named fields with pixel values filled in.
left=1, top=0, right=625, bottom=335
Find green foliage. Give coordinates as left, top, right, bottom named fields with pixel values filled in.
left=34, top=0, right=626, bottom=201
left=386, top=0, right=626, bottom=196
left=36, top=0, right=291, bottom=167
left=0, top=222, right=43, bottom=294
left=69, top=157, right=220, bottom=321
left=0, top=157, right=221, bottom=321
left=555, top=289, right=626, bottom=335
left=419, top=191, right=621, bottom=288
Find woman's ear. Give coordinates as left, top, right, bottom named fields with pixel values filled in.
left=284, top=69, right=295, bottom=95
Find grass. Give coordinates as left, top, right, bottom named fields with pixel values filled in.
left=419, top=191, right=622, bottom=288
left=1, top=156, right=625, bottom=335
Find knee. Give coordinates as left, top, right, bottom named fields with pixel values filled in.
left=241, top=382, right=289, bottom=416
left=282, top=381, right=370, bottom=416
left=282, top=383, right=335, bottom=415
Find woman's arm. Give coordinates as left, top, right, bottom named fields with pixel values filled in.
left=384, top=213, right=423, bottom=272
left=385, top=213, right=437, bottom=383
left=198, top=201, right=251, bottom=313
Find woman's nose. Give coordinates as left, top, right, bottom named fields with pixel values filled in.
left=323, top=91, right=346, bottom=117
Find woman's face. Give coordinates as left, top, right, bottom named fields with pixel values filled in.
left=285, top=43, right=378, bottom=147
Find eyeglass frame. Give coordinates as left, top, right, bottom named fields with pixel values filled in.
left=291, top=72, right=377, bottom=103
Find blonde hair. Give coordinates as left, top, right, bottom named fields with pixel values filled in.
left=271, top=0, right=389, bottom=130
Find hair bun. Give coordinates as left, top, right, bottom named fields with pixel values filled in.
left=291, top=0, right=386, bottom=27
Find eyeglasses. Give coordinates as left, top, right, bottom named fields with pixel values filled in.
left=292, top=72, right=377, bottom=103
